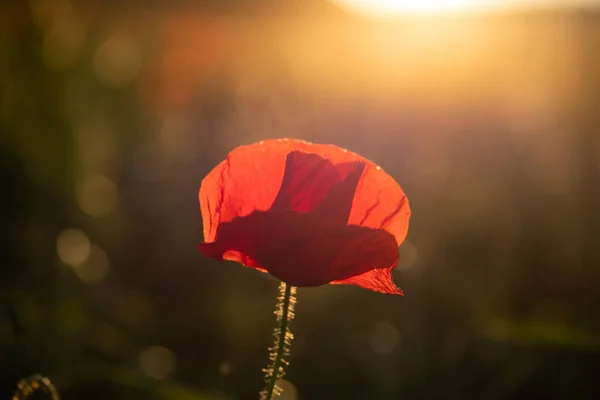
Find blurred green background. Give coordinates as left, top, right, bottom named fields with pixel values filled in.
left=1, top=0, right=600, bottom=399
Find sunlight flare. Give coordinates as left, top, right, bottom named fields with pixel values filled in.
left=331, top=0, right=494, bottom=16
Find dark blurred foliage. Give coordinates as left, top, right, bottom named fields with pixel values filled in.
left=1, top=0, right=600, bottom=399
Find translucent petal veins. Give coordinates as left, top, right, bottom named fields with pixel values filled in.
left=198, top=139, right=411, bottom=294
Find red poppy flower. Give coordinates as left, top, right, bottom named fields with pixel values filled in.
left=198, top=139, right=411, bottom=294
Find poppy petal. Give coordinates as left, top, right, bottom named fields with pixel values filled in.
left=199, top=140, right=305, bottom=243
left=199, top=208, right=400, bottom=291
left=260, top=216, right=400, bottom=288
left=198, top=139, right=410, bottom=295
left=314, top=160, right=366, bottom=225
left=198, top=211, right=267, bottom=271
left=348, top=163, right=411, bottom=245
left=200, top=139, right=409, bottom=243
left=330, top=269, right=403, bottom=295
left=270, top=151, right=343, bottom=213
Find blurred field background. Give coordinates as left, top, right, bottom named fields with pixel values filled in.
left=1, top=0, right=600, bottom=399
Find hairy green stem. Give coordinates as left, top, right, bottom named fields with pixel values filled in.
left=13, top=374, right=60, bottom=400
left=260, top=282, right=297, bottom=400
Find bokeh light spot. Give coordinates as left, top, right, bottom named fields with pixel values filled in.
left=56, top=229, right=91, bottom=267
left=94, top=35, right=143, bottom=87
left=218, top=361, right=232, bottom=376
left=75, top=174, right=118, bottom=217
left=140, top=346, right=177, bottom=380
left=369, top=321, right=400, bottom=355
left=74, top=244, right=110, bottom=285
left=395, top=240, right=419, bottom=271
left=276, top=380, right=298, bottom=400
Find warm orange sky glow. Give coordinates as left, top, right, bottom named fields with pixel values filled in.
left=331, top=0, right=599, bottom=17
left=332, top=0, right=493, bottom=16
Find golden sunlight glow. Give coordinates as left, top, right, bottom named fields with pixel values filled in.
left=332, top=0, right=495, bottom=16
left=331, top=0, right=599, bottom=17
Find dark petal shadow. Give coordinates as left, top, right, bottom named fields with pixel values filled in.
left=271, top=151, right=342, bottom=213
left=270, top=151, right=366, bottom=224
left=199, top=209, right=399, bottom=288
left=314, top=161, right=366, bottom=225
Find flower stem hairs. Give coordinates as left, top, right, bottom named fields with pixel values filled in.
left=13, top=375, right=60, bottom=400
